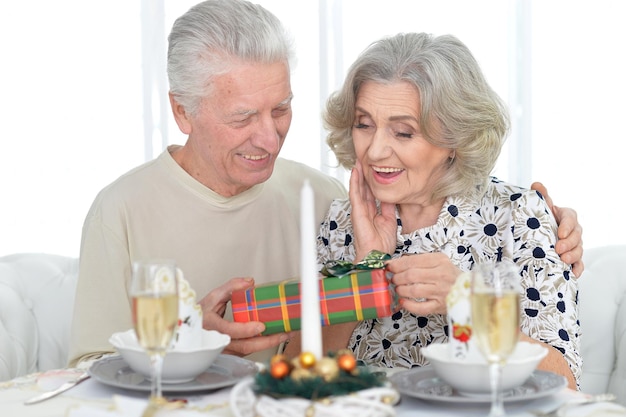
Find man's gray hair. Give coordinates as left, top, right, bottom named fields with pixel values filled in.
left=168, top=0, right=295, bottom=116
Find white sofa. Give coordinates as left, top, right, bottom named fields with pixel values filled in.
left=0, top=247, right=624, bottom=404
left=0, top=253, right=78, bottom=380
left=578, top=245, right=626, bottom=402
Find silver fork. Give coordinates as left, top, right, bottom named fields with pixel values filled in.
left=531, top=393, right=617, bottom=417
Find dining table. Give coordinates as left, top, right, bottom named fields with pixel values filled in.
left=1, top=357, right=623, bottom=417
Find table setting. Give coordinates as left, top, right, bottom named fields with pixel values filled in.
left=1, top=277, right=623, bottom=417
left=1, top=184, right=625, bottom=417
left=2, top=346, right=622, bottom=417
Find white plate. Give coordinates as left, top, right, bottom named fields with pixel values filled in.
left=89, top=354, right=257, bottom=393
left=389, top=366, right=567, bottom=404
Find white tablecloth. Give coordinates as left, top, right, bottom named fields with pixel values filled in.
left=1, top=368, right=623, bottom=417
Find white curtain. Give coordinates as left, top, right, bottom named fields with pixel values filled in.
left=0, top=0, right=623, bottom=257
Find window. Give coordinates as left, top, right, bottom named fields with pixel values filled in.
left=0, top=1, right=623, bottom=256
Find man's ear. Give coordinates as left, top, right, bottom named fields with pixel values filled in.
left=169, top=92, right=192, bottom=134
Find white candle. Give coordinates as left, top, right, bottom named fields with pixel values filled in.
left=300, top=179, right=323, bottom=359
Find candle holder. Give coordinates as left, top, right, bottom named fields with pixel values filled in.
left=230, top=351, right=399, bottom=417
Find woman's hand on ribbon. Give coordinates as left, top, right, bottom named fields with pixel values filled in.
left=386, top=253, right=462, bottom=316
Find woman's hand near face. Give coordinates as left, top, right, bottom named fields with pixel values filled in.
left=349, top=161, right=397, bottom=260
left=199, top=277, right=291, bottom=357
left=386, top=253, right=462, bottom=316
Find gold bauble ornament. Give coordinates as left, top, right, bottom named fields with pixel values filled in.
left=290, top=356, right=302, bottom=369
left=290, top=367, right=313, bottom=381
left=299, top=351, right=317, bottom=369
left=270, top=354, right=288, bottom=365
left=315, top=357, right=340, bottom=381
left=336, top=348, right=352, bottom=357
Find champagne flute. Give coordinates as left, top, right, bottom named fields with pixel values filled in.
left=470, top=261, right=521, bottom=417
left=130, top=259, right=179, bottom=405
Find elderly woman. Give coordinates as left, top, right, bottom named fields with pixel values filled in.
left=315, top=33, right=580, bottom=388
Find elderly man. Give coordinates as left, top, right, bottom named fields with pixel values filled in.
left=68, top=0, right=583, bottom=367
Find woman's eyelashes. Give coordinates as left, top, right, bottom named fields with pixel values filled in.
left=354, top=116, right=415, bottom=140
left=395, top=131, right=413, bottom=139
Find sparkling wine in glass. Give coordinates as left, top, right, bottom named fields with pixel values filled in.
left=470, top=261, right=521, bottom=417
left=130, top=259, right=179, bottom=404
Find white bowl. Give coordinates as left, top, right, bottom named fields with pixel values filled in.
left=109, top=329, right=230, bottom=384
left=421, top=342, right=548, bottom=396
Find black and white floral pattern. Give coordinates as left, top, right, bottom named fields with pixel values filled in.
left=316, top=177, right=581, bottom=384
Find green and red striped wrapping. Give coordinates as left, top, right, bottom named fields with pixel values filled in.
left=231, top=269, right=391, bottom=335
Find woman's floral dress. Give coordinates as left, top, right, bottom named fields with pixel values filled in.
left=316, top=177, right=581, bottom=384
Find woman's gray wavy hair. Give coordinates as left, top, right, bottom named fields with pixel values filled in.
left=325, top=32, right=510, bottom=201
left=167, top=0, right=295, bottom=117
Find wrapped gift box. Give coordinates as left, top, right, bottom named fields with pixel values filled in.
left=231, top=269, right=392, bottom=335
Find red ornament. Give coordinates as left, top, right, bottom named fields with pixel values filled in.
left=337, top=353, right=357, bottom=372
left=270, top=360, right=290, bottom=379
left=453, top=324, right=472, bottom=343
